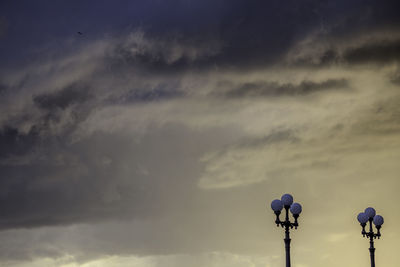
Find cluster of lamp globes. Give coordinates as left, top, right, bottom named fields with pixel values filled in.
left=357, top=207, right=384, bottom=237
left=270, top=194, right=302, bottom=230
left=270, top=194, right=302, bottom=216
left=271, top=196, right=385, bottom=232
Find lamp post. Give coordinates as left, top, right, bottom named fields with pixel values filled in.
left=270, top=194, right=302, bottom=267
left=357, top=207, right=384, bottom=267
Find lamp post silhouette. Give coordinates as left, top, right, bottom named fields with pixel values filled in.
left=357, top=207, right=384, bottom=267
left=270, top=194, right=302, bottom=267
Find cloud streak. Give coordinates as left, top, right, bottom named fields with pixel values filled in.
left=223, top=79, right=349, bottom=98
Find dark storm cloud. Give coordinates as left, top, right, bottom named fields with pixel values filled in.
left=0, top=82, right=94, bottom=163
left=0, top=77, right=206, bottom=230
left=290, top=37, right=400, bottom=67
left=344, top=39, right=400, bottom=64
left=0, top=126, right=39, bottom=159
left=0, top=82, right=7, bottom=93
left=30, top=83, right=94, bottom=138
left=0, top=16, right=6, bottom=39
left=3, top=0, right=399, bottom=71
left=101, top=0, right=325, bottom=71
left=0, top=123, right=231, bottom=230
left=0, top=133, right=148, bottom=229
left=223, top=78, right=348, bottom=98
left=122, top=83, right=183, bottom=103
left=33, top=83, right=91, bottom=111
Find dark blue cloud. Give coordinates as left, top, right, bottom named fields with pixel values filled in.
left=222, top=78, right=349, bottom=98
left=1, top=0, right=400, bottom=69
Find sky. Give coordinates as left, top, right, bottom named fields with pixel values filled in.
left=0, top=1, right=400, bottom=266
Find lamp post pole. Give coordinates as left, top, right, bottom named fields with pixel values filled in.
left=357, top=207, right=384, bottom=267
left=270, top=194, right=302, bottom=267
left=284, top=209, right=291, bottom=267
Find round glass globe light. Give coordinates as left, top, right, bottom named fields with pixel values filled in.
left=364, top=207, right=376, bottom=219
left=281, top=194, right=293, bottom=206
left=373, top=215, right=384, bottom=226
left=357, top=212, right=369, bottom=224
left=290, top=203, right=302, bottom=215
left=271, top=199, right=283, bottom=212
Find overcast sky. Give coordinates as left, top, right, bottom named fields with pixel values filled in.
left=1, top=1, right=400, bottom=266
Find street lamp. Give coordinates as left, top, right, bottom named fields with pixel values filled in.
left=270, top=194, right=302, bottom=267
left=357, top=207, right=384, bottom=267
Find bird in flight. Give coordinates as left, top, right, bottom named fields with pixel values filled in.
left=77, top=32, right=83, bottom=35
